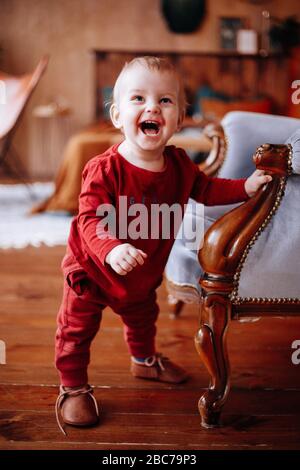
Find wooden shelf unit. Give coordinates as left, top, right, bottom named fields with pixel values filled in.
left=92, top=49, right=287, bottom=119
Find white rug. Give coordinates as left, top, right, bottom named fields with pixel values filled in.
left=0, top=183, right=72, bottom=249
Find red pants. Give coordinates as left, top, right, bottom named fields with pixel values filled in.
left=55, top=253, right=159, bottom=387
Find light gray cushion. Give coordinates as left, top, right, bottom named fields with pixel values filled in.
left=285, top=129, right=300, bottom=175
left=238, top=175, right=300, bottom=299
left=166, top=112, right=300, bottom=297
left=165, top=200, right=239, bottom=292
left=165, top=199, right=205, bottom=293
left=220, top=111, right=300, bottom=178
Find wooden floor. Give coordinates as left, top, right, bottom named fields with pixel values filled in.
left=0, top=245, right=300, bottom=450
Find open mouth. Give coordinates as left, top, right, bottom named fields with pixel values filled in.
left=139, top=120, right=161, bottom=135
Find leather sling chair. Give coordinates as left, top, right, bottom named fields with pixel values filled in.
left=0, top=55, right=49, bottom=181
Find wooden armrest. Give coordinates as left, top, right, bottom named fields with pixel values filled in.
left=199, top=143, right=292, bottom=291
left=179, top=117, right=226, bottom=176
left=198, top=123, right=227, bottom=176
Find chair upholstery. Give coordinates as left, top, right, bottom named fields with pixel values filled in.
left=165, top=111, right=300, bottom=427
left=165, top=112, right=300, bottom=301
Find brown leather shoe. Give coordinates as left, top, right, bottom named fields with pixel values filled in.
left=131, top=353, right=189, bottom=384
left=55, top=384, right=99, bottom=435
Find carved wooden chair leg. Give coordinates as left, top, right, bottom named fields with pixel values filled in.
left=194, top=292, right=231, bottom=427
left=167, top=295, right=185, bottom=318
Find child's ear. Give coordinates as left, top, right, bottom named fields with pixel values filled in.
left=110, top=103, right=122, bottom=129
left=176, top=109, right=185, bottom=132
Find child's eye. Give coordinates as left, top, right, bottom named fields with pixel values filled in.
left=160, top=97, right=172, bottom=104
left=132, top=95, right=144, bottom=102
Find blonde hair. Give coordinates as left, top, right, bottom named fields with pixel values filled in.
left=112, top=56, right=186, bottom=114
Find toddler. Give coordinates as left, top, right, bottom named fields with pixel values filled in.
left=55, top=56, right=271, bottom=434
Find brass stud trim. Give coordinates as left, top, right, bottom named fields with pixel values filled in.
left=230, top=145, right=300, bottom=305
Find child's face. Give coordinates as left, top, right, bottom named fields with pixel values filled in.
left=110, top=65, right=184, bottom=155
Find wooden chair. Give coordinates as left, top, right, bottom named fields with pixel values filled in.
left=165, top=111, right=300, bottom=427
left=196, top=142, right=300, bottom=427
left=0, top=55, right=49, bottom=179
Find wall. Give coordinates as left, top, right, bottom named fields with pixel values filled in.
left=0, top=0, right=299, bottom=177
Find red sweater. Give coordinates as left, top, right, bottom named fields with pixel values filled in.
left=68, top=143, right=248, bottom=304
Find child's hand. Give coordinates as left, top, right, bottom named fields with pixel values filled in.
left=244, top=169, right=272, bottom=197
left=105, top=243, right=147, bottom=275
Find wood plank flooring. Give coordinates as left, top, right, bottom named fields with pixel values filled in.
left=0, top=246, right=300, bottom=449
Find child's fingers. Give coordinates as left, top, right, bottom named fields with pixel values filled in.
left=260, top=174, right=272, bottom=183
left=138, top=250, right=147, bottom=258
left=124, top=254, right=137, bottom=268
left=135, top=250, right=147, bottom=265
left=128, top=246, right=147, bottom=265
left=256, top=169, right=272, bottom=181
left=133, top=252, right=146, bottom=266
left=118, top=259, right=134, bottom=272
left=113, top=262, right=129, bottom=276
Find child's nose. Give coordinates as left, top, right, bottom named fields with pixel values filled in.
left=146, top=101, right=161, bottom=113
